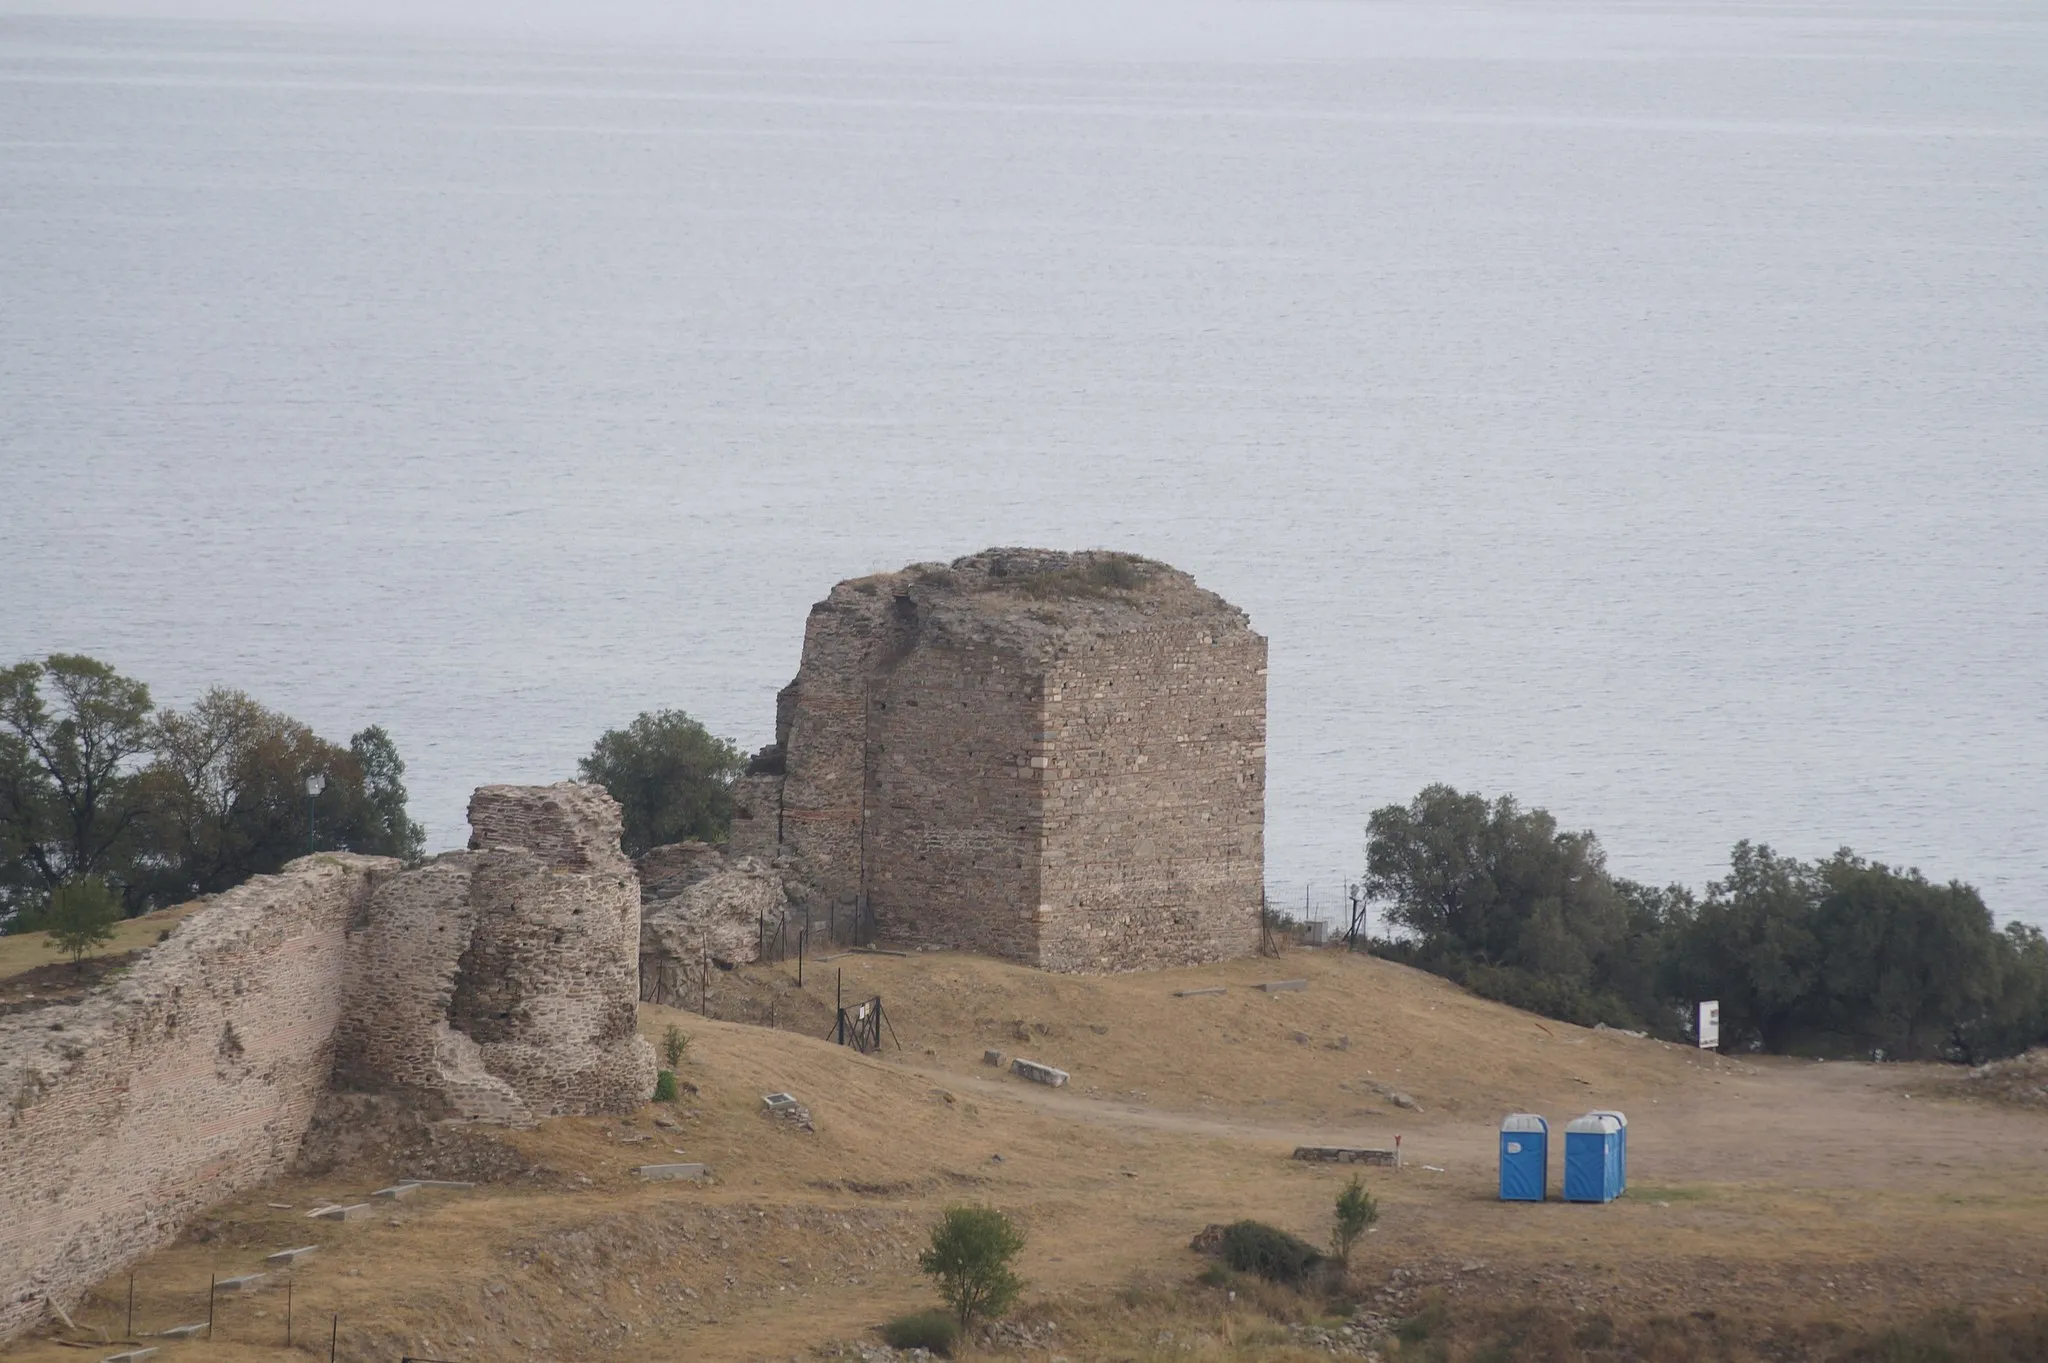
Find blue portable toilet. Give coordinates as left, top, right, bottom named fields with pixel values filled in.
left=1498, top=1113, right=1548, bottom=1201
left=1587, top=1109, right=1627, bottom=1193
left=1564, top=1114, right=1622, bottom=1203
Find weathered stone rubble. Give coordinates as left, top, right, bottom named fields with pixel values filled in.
left=749, top=547, right=1267, bottom=973
left=635, top=842, right=789, bottom=1009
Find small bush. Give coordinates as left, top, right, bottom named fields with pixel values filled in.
left=880, top=1310, right=959, bottom=1355
left=1220, top=1219, right=1323, bottom=1286
left=919, top=1205, right=1026, bottom=1328
left=652, top=1069, right=678, bottom=1102
left=1331, top=1175, right=1379, bottom=1268
left=661, top=1024, right=689, bottom=1069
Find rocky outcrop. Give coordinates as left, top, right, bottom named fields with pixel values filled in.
left=636, top=843, right=789, bottom=1009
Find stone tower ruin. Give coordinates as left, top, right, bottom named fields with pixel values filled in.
left=740, top=548, right=1266, bottom=972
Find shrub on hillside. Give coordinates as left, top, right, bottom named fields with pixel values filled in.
left=880, top=1310, right=959, bottom=1355
left=919, top=1205, right=1026, bottom=1328
left=1221, top=1220, right=1323, bottom=1286
left=652, top=1069, right=678, bottom=1102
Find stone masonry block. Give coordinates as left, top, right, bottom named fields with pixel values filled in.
left=1292, top=1146, right=1399, bottom=1166
left=1011, top=1058, right=1069, bottom=1087
left=636, top=1163, right=709, bottom=1181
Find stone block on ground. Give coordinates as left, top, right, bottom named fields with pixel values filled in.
left=983, top=1049, right=1005, bottom=1066
left=154, top=1324, right=205, bottom=1340
left=101, top=1350, right=157, bottom=1362
left=1257, top=979, right=1308, bottom=992
left=399, top=1179, right=476, bottom=1189
left=216, top=1273, right=265, bottom=1292
left=1011, top=1058, right=1069, bottom=1087
left=1292, top=1146, right=1399, bottom=1166
left=636, top=1163, right=709, bottom=1181
left=265, top=1246, right=319, bottom=1265
left=761, top=1091, right=814, bottom=1129
left=309, top=1203, right=372, bottom=1221
left=1173, top=986, right=1227, bottom=997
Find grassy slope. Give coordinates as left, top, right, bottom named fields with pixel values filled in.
left=0, top=901, right=205, bottom=979
left=5, top=949, right=2045, bottom=1362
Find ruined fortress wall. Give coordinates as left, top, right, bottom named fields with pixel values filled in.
left=726, top=774, right=783, bottom=861
left=327, top=855, right=534, bottom=1125
left=863, top=640, right=1043, bottom=960
left=1036, top=628, right=1266, bottom=972
left=0, top=855, right=394, bottom=1342
left=453, top=848, right=653, bottom=1117
left=776, top=594, right=878, bottom=911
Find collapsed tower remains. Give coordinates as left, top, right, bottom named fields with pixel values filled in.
left=332, top=782, right=656, bottom=1123
left=748, top=548, right=1266, bottom=972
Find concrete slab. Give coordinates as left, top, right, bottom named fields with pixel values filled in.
left=370, top=1184, right=419, bottom=1200
left=154, top=1324, right=205, bottom=1340
left=216, top=1273, right=266, bottom=1292
left=982, top=1049, right=1005, bottom=1066
left=101, top=1349, right=158, bottom=1362
left=1257, top=979, right=1308, bottom=993
left=310, top=1203, right=372, bottom=1221
left=1293, top=1146, right=1400, bottom=1166
left=1011, top=1058, right=1069, bottom=1087
left=265, top=1245, right=319, bottom=1265
left=636, top=1163, right=709, bottom=1181
left=1173, top=987, right=1228, bottom=998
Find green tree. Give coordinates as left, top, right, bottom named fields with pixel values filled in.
left=44, top=875, right=120, bottom=966
left=1955, top=922, right=2048, bottom=1063
left=1667, top=842, right=1822, bottom=1053
left=1331, top=1175, right=1379, bottom=1270
left=1809, top=852, right=2003, bottom=1060
left=1365, top=785, right=1629, bottom=986
left=135, top=688, right=347, bottom=900
left=332, top=725, right=426, bottom=862
left=577, top=709, right=744, bottom=856
left=661, top=1024, right=690, bottom=1069
left=918, top=1205, right=1025, bottom=1331
left=0, top=655, right=154, bottom=926
left=135, top=689, right=421, bottom=901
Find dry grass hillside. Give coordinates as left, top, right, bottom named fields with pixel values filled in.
left=7, top=948, right=2047, bottom=1362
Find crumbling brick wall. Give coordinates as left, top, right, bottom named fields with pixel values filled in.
left=756, top=548, right=1265, bottom=972
left=0, top=854, right=395, bottom=1342
left=334, top=783, right=655, bottom=1123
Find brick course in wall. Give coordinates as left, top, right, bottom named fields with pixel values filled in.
left=757, top=548, right=1265, bottom=972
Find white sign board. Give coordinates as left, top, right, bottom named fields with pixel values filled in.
left=1698, top=1000, right=1721, bottom=1050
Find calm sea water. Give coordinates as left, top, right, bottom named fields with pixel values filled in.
left=3, top=1, right=2043, bottom=929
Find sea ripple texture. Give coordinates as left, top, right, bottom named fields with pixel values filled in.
left=2, top=0, right=2043, bottom=929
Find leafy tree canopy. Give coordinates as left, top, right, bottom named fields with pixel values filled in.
left=0, top=655, right=153, bottom=922
left=3, top=656, right=427, bottom=926
left=577, top=709, right=743, bottom=857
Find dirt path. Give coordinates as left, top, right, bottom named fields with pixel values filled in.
left=897, top=1047, right=2048, bottom=1194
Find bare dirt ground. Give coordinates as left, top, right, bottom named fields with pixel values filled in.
left=6, top=949, right=2046, bottom=1362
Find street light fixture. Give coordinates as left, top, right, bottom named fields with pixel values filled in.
left=305, top=772, right=327, bottom=855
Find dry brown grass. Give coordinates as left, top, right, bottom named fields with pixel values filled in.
left=6, top=948, right=2046, bottom=1362
left=0, top=900, right=205, bottom=982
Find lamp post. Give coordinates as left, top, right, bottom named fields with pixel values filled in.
left=305, top=771, right=327, bottom=855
